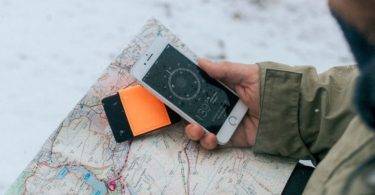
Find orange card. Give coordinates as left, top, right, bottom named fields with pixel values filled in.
left=118, top=85, right=171, bottom=136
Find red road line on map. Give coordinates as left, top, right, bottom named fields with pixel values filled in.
left=106, top=140, right=132, bottom=194
left=183, top=140, right=191, bottom=195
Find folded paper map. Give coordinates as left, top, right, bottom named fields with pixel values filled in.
left=6, top=19, right=295, bottom=195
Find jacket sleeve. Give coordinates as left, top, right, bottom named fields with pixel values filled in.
left=253, top=61, right=359, bottom=165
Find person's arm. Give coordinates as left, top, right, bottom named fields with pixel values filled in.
left=185, top=59, right=358, bottom=165
left=253, top=61, right=358, bottom=165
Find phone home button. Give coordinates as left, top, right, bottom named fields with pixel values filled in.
left=228, top=116, right=238, bottom=126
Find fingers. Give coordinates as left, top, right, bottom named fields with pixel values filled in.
left=185, top=124, right=218, bottom=150
left=200, top=133, right=218, bottom=150
left=197, top=58, right=250, bottom=85
left=185, top=124, right=204, bottom=140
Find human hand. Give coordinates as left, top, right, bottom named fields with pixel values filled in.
left=185, top=58, right=260, bottom=150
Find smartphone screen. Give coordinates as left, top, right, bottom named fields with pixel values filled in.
left=142, top=44, right=239, bottom=134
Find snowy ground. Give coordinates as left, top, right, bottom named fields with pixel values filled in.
left=0, top=0, right=354, bottom=193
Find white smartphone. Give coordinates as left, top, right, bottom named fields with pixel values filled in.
left=130, top=37, right=248, bottom=144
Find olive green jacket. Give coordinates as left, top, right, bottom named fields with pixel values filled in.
left=253, top=62, right=375, bottom=194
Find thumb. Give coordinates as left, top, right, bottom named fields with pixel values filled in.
left=198, top=58, right=249, bottom=84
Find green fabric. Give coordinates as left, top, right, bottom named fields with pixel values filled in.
left=253, top=62, right=375, bottom=194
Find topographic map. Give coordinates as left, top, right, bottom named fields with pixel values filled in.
left=6, top=19, right=295, bottom=195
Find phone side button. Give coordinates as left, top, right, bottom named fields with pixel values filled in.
left=228, top=116, right=238, bottom=126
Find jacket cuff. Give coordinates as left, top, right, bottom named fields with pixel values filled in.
left=253, top=62, right=313, bottom=161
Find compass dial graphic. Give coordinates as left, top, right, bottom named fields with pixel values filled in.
left=167, top=67, right=201, bottom=101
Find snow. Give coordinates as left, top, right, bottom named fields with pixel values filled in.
left=0, top=0, right=354, bottom=193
